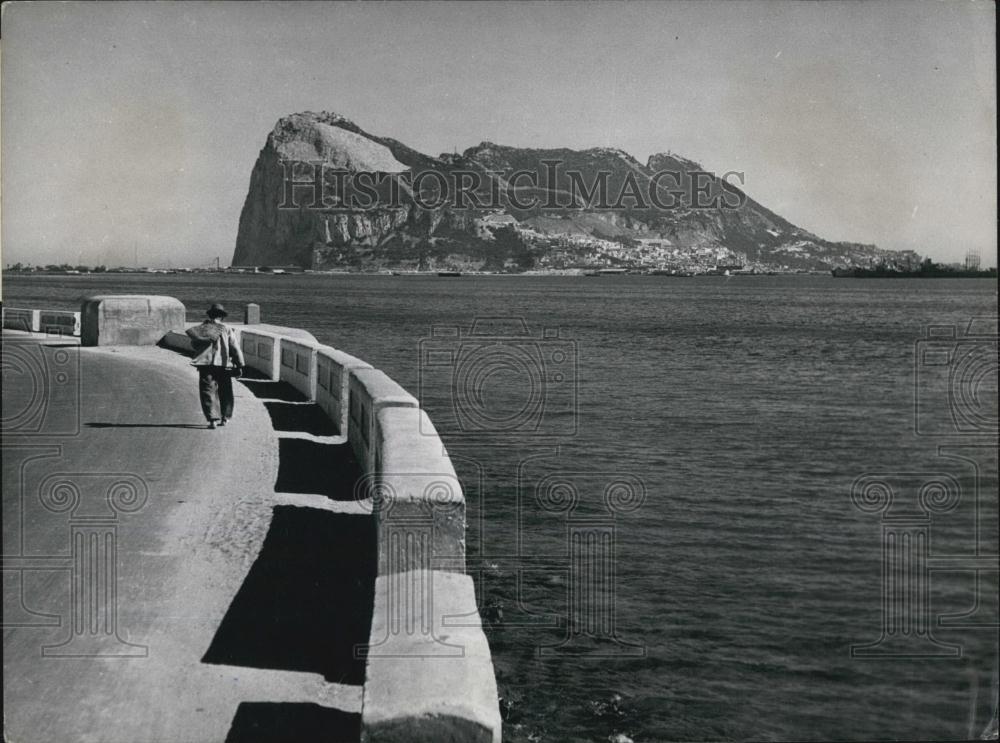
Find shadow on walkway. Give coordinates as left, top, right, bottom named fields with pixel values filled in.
left=264, top=401, right=338, bottom=436
left=224, top=702, right=360, bottom=743
left=238, top=379, right=307, bottom=403
left=202, top=505, right=376, bottom=685
left=275, top=439, right=363, bottom=501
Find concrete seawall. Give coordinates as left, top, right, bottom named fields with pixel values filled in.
left=6, top=296, right=502, bottom=743
left=228, top=320, right=501, bottom=742
left=2, top=306, right=82, bottom=335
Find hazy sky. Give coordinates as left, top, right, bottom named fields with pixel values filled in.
left=2, top=1, right=996, bottom=268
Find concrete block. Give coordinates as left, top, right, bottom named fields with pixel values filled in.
left=80, top=295, right=185, bottom=346
left=361, top=570, right=501, bottom=743
left=244, top=303, right=260, bottom=324
left=375, top=407, right=465, bottom=575
left=348, top=368, right=419, bottom=475
left=316, top=347, right=372, bottom=436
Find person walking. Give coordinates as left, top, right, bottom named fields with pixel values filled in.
left=186, top=303, right=245, bottom=429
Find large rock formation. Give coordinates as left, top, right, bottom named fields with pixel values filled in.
left=233, top=111, right=888, bottom=271
left=234, top=113, right=407, bottom=268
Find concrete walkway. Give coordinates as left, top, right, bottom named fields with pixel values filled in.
left=2, top=332, right=372, bottom=742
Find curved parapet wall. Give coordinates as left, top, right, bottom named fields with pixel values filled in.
left=279, top=337, right=320, bottom=400
left=348, top=368, right=419, bottom=474
left=3, top=307, right=81, bottom=336
left=2, top=307, right=40, bottom=333
left=40, top=309, right=82, bottom=336
left=7, top=296, right=502, bottom=743
left=240, top=328, right=281, bottom=380
left=237, top=326, right=320, bottom=380
left=257, top=329, right=498, bottom=741
left=374, top=406, right=466, bottom=575
left=317, top=347, right=372, bottom=436
left=362, top=570, right=501, bottom=743
left=246, top=321, right=499, bottom=741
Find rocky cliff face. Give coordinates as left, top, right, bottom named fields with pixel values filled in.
left=233, top=111, right=886, bottom=271
left=234, top=113, right=408, bottom=268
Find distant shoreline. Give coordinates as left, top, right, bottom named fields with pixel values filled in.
left=831, top=267, right=997, bottom=279
left=4, top=267, right=996, bottom=278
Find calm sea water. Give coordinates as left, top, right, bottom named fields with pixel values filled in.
left=4, top=273, right=998, bottom=742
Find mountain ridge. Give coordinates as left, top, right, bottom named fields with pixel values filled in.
left=233, top=111, right=908, bottom=273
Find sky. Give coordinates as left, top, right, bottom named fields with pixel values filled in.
left=1, top=0, right=996, bottom=268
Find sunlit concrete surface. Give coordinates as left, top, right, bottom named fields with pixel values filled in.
left=2, top=331, right=368, bottom=742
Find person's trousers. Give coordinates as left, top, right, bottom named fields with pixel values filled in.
left=198, top=366, right=234, bottom=421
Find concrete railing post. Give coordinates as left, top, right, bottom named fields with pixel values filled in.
left=244, top=303, right=260, bottom=325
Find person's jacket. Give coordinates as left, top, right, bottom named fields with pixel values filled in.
left=187, top=321, right=246, bottom=369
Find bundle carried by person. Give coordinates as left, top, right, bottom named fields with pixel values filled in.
left=185, top=321, right=227, bottom=351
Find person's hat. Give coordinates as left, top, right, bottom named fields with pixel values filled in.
left=206, top=303, right=228, bottom=318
